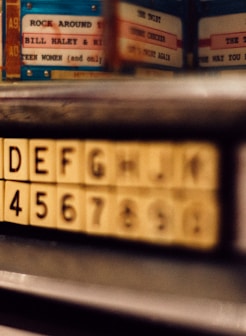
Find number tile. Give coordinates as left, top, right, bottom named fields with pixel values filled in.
left=85, top=186, right=113, bottom=236
left=4, top=181, right=29, bottom=225
left=0, top=181, right=4, bottom=222
left=30, top=183, right=56, bottom=228
left=176, top=190, right=220, bottom=249
left=141, top=188, right=177, bottom=244
left=113, top=187, right=143, bottom=239
left=56, top=184, right=85, bottom=232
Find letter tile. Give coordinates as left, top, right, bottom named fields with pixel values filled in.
left=178, top=142, right=219, bottom=190
left=4, top=181, right=29, bottom=225
left=115, top=142, right=143, bottom=186
left=4, top=138, right=29, bottom=181
left=85, top=141, right=115, bottom=186
left=57, top=184, right=85, bottom=232
left=56, top=140, right=84, bottom=183
left=0, top=138, right=3, bottom=179
left=142, top=142, right=176, bottom=187
left=30, top=183, right=56, bottom=228
left=29, top=139, right=56, bottom=182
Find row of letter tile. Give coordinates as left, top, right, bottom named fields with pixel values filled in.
left=0, top=139, right=219, bottom=189
left=0, top=181, right=220, bottom=249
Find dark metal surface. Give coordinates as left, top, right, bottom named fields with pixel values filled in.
left=0, top=76, right=246, bottom=139
left=0, top=77, right=244, bottom=334
left=0, top=229, right=244, bottom=335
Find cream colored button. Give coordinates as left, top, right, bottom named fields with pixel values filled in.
left=85, top=140, right=115, bottom=186
left=142, top=142, right=176, bottom=188
left=56, top=140, right=84, bottom=184
left=113, top=187, right=143, bottom=240
left=178, top=142, right=219, bottom=190
left=85, top=186, right=113, bottom=236
left=115, top=142, right=143, bottom=186
left=29, top=139, right=56, bottom=182
left=0, top=138, right=4, bottom=179
left=4, top=181, right=29, bottom=225
left=30, top=183, right=56, bottom=228
left=177, top=190, right=220, bottom=249
left=4, top=138, right=29, bottom=181
left=57, top=184, right=85, bottom=232
left=141, top=189, right=176, bottom=244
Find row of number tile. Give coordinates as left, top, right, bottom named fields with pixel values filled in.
left=0, top=180, right=220, bottom=250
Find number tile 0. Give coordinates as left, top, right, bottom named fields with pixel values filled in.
left=176, top=190, right=220, bottom=249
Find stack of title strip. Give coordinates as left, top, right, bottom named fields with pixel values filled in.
left=195, top=0, right=246, bottom=73
left=2, top=0, right=188, bottom=80
left=104, top=0, right=187, bottom=75
left=4, top=0, right=246, bottom=79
